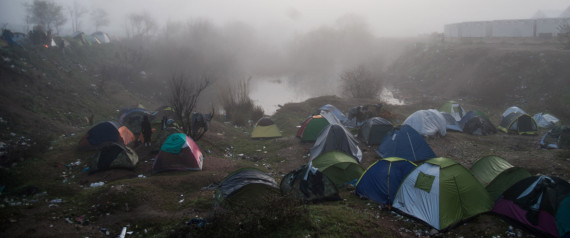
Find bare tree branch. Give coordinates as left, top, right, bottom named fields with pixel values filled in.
left=167, top=74, right=211, bottom=137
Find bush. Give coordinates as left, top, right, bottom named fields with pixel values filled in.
left=340, top=65, right=383, bottom=99
left=219, top=79, right=265, bottom=126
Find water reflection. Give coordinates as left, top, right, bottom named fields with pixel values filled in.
left=249, top=78, right=310, bottom=115
left=249, top=78, right=405, bottom=115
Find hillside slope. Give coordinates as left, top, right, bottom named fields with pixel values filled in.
left=386, top=43, right=570, bottom=121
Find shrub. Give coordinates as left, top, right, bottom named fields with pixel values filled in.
left=340, top=65, right=383, bottom=99
left=219, top=78, right=265, bottom=126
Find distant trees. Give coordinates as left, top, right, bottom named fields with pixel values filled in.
left=24, top=0, right=67, bottom=34
left=67, top=1, right=87, bottom=33
left=340, top=65, right=383, bottom=99
left=91, top=8, right=109, bottom=31
left=126, top=12, right=157, bottom=39
left=167, top=74, right=211, bottom=136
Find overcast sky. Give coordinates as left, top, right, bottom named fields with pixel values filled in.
left=1, top=0, right=569, bottom=37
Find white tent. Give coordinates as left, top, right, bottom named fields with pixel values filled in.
left=403, top=109, right=447, bottom=137
left=91, top=31, right=111, bottom=44
left=533, top=113, right=560, bottom=128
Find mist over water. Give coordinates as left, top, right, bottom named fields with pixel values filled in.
left=249, top=77, right=406, bottom=115
left=249, top=77, right=311, bottom=115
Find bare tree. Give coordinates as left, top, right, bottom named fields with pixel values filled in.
left=67, top=1, right=87, bottom=33
left=340, top=65, right=383, bottom=98
left=126, top=12, right=157, bottom=39
left=167, top=74, right=211, bottom=137
left=91, top=8, right=109, bottom=31
left=25, top=0, right=67, bottom=34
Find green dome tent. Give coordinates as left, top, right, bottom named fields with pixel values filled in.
left=498, top=112, right=538, bottom=135
left=297, top=115, right=329, bottom=142
left=439, top=100, right=467, bottom=121
left=312, top=151, right=364, bottom=187
left=470, top=155, right=513, bottom=187
left=393, top=157, right=493, bottom=230
left=485, top=167, right=532, bottom=201
left=251, top=117, right=282, bottom=139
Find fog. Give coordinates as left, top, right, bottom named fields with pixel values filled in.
left=1, top=0, right=569, bottom=113
left=2, top=0, right=568, bottom=37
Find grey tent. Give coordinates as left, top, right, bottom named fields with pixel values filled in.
left=280, top=164, right=340, bottom=202
left=310, top=124, right=362, bottom=163
left=357, top=117, right=393, bottom=145
left=214, top=168, right=280, bottom=208
left=90, top=143, right=139, bottom=173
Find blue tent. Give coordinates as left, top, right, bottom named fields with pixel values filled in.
left=319, top=104, right=348, bottom=124
left=376, top=125, right=436, bottom=162
left=355, top=157, right=416, bottom=205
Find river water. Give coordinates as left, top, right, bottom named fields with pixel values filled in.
left=249, top=78, right=405, bottom=115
